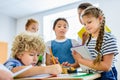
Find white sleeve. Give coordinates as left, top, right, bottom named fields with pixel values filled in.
left=45, top=41, right=51, bottom=54
left=42, top=41, right=51, bottom=65
left=71, top=39, right=80, bottom=47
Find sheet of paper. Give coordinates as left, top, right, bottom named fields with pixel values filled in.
left=0, top=64, right=13, bottom=75
left=0, top=64, right=32, bottom=77
left=71, top=46, right=92, bottom=71
left=71, top=46, right=92, bottom=60
left=17, top=74, right=55, bottom=79
left=13, top=65, right=32, bottom=77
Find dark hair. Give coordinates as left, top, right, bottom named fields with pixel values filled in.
left=82, top=6, right=105, bottom=64
left=78, top=2, right=92, bottom=10
left=53, top=18, right=69, bottom=30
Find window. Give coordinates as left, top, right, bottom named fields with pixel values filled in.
left=43, top=3, right=99, bottom=42
left=43, top=8, right=82, bottom=42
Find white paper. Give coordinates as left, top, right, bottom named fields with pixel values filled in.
left=17, top=74, right=53, bottom=79
left=71, top=46, right=92, bottom=60
left=13, top=65, right=32, bottom=77
left=0, top=64, right=13, bottom=75
left=71, top=46, right=92, bottom=71
left=0, top=64, right=32, bottom=77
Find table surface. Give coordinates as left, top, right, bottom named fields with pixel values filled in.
left=15, top=72, right=101, bottom=80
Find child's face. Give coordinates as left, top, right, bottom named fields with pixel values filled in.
left=82, top=15, right=101, bottom=36
left=26, top=23, right=39, bottom=32
left=17, top=50, right=40, bottom=66
left=54, top=20, right=68, bottom=38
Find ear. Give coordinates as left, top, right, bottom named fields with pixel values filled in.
left=16, top=54, right=23, bottom=59
left=99, top=15, right=103, bottom=23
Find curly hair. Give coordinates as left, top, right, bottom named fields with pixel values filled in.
left=11, top=32, right=45, bottom=59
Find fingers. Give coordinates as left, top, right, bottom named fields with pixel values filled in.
left=62, top=62, right=71, bottom=67
left=50, top=57, right=59, bottom=64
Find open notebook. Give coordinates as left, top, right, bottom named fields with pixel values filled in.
left=0, top=64, right=32, bottom=77
left=71, top=45, right=92, bottom=71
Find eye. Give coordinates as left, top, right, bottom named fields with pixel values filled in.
left=37, top=54, right=40, bottom=57
left=29, top=54, right=34, bottom=56
left=83, top=23, right=86, bottom=26
left=57, top=25, right=61, bottom=28
left=88, top=21, right=92, bottom=24
left=64, top=26, right=67, bottom=29
left=32, top=27, right=35, bottom=30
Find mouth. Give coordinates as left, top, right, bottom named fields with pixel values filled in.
left=87, top=28, right=91, bottom=32
left=60, top=31, right=65, bottom=34
left=31, top=63, right=36, bottom=66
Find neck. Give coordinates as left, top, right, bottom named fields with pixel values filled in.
left=92, top=28, right=100, bottom=38
left=56, top=36, right=65, bottom=40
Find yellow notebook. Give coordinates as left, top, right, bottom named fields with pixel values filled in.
left=0, top=42, right=8, bottom=64
left=78, top=25, right=111, bottom=39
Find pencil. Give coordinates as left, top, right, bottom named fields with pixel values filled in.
left=49, top=48, right=56, bottom=64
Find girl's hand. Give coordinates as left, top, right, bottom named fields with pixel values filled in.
left=72, top=50, right=83, bottom=63
left=62, top=62, right=71, bottom=67
left=62, top=62, right=79, bottom=68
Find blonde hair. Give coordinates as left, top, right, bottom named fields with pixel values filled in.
left=11, top=32, right=45, bottom=58
left=82, top=6, right=105, bottom=64
left=25, top=19, right=38, bottom=30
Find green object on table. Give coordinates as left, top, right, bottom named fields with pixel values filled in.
left=73, top=73, right=94, bottom=77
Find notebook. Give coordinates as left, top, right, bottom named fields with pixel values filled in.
left=71, top=46, right=92, bottom=71
left=0, top=64, right=32, bottom=77
left=16, top=74, right=56, bottom=79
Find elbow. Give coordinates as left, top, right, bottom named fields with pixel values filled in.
left=103, top=66, right=111, bottom=71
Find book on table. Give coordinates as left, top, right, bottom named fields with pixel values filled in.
left=0, top=64, right=32, bottom=77
left=0, top=64, right=56, bottom=79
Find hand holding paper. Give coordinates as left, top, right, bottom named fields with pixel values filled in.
left=71, top=45, right=92, bottom=60
left=71, top=46, right=92, bottom=71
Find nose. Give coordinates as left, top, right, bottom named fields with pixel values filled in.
left=85, top=24, right=89, bottom=29
left=33, top=55, right=38, bottom=61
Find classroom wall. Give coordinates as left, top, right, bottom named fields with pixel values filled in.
left=0, top=14, right=16, bottom=58
left=16, top=15, right=43, bottom=36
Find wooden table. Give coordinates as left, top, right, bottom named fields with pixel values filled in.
left=15, top=73, right=101, bottom=80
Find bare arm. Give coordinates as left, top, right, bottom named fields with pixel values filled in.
left=72, top=51, right=114, bottom=71
left=0, top=69, right=13, bottom=80
left=12, top=64, right=62, bottom=78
